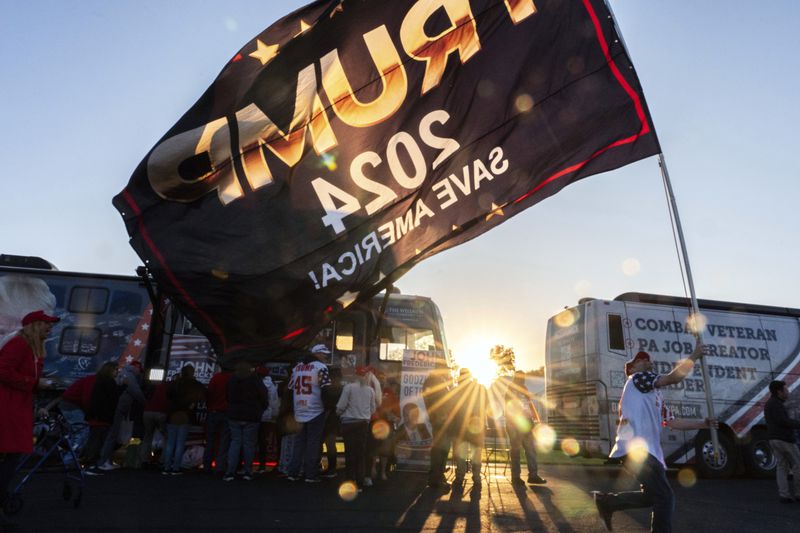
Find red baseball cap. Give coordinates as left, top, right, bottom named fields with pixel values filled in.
left=21, top=310, right=60, bottom=326
left=355, top=366, right=369, bottom=376
left=625, top=351, right=651, bottom=376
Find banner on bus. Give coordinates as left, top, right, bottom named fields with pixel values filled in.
left=396, top=349, right=440, bottom=472
left=113, top=0, right=661, bottom=360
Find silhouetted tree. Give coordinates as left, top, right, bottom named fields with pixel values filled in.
left=489, top=345, right=515, bottom=376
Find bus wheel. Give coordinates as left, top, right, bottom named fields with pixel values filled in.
left=694, top=430, right=736, bottom=479
left=743, top=429, right=776, bottom=478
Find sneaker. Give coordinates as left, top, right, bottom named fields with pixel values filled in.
left=243, top=474, right=253, bottom=481
left=84, top=468, right=103, bottom=476
left=511, top=477, right=526, bottom=486
left=527, top=474, right=547, bottom=485
left=304, top=477, right=321, bottom=483
left=286, top=475, right=301, bottom=481
left=161, top=470, right=171, bottom=476
left=222, top=475, right=235, bottom=482
left=363, top=477, right=373, bottom=487
left=97, top=461, right=119, bottom=471
left=320, top=471, right=337, bottom=478
left=169, top=470, right=183, bottom=476
left=592, top=491, right=614, bottom=531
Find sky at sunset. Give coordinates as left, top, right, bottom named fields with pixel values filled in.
left=2, top=1, right=798, bottom=371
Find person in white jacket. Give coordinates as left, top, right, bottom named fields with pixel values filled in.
left=336, top=367, right=378, bottom=489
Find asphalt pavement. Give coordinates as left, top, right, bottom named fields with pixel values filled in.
left=5, top=463, right=799, bottom=532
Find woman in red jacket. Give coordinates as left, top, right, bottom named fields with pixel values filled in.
left=0, top=310, right=59, bottom=527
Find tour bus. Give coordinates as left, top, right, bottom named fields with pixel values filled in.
left=545, top=292, right=800, bottom=478
left=0, top=254, right=224, bottom=386
left=265, top=290, right=452, bottom=381
left=1, top=255, right=450, bottom=386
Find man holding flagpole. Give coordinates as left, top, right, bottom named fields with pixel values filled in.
left=593, top=337, right=716, bottom=532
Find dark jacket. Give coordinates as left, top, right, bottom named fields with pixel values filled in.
left=422, top=371, right=451, bottom=428
left=167, top=376, right=206, bottom=425
left=226, top=373, right=268, bottom=423
left=322, top=382, right=344, bottom=433
left=88, top=375, right=123, bottom=425
left=764, top=395, right=800, bottom=443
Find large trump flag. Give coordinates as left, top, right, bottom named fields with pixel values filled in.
left=114, top=0, right=660, bottom=361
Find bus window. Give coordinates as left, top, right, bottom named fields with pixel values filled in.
left=379, top=325, right=436, bottom=361
left=607, top=314, right=624, bottom=351
left=68, top=287, right=109, bottom=314
left=110, top=290, right=144, bottom=315
left=59, top=326, right=101, bottom=355
left=335, top=320, right=354, bottom=351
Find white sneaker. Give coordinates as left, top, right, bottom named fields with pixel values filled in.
left=98, top=461, right=119, bottom=471
left=363, top=477, right=373, bottom=487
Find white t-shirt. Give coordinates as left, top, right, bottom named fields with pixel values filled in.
left=289, top=360, right=331, bottom=423
left=609, top=371, right=674, bottom=467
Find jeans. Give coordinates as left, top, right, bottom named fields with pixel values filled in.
left=288, top=412, right=327, bottom=480
left=604, top=454, right=675, bottom=533
left=163, top=424, right=190, bottom=472
left=341, top=420, right=369, bottom=484
left=769, top=439, right=800, bottom=498
left=59, top=404, right=89, bottom=463
left=203, top=411, right=230, bottom=472
left=226, top=421, right=259, bottom=476
left=507, top=422, right=538, bottom=479
left=139, top=411, right=167, bottom=464
left=98, top=408, right=127, bottom=465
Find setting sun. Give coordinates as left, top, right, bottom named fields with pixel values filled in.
left=453, top=339, right=500, bottom=387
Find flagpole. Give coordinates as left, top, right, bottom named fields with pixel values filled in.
left=658, top=153, right=720, bottom=461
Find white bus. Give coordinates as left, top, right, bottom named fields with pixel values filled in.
left=545, top=292, right=800, bottom=478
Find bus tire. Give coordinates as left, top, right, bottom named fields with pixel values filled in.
left=742, top=429, right=777, bottom=478
left=694, top=430, right=736, bottom=479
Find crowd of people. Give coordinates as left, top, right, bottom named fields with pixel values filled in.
left=0, top=311, right=554, bottom=532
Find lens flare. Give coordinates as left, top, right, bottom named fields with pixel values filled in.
left=626, top=437, right=650, bottom=464
left=686, top=312, right=708, bottom=335
left=622, top=258, right=641, bottom=276
left=554, top=309, right=577, bottom=328
left=561, top=438, right=580, bottom=457
left=371, top=420, right=390, bottom=440
left=320, top=153, right=338, bottom=171
left=573, top=279, right=592, bottom=297
left=477, top=79, right=496, bottom=98
left=467, top=415, right=483, bottom=435
left=338, top=481, right=359, bottom=501
left=677, top=468, right=697, bottom=488
left=211, top=268, right=229, bottom=280
left=514, top=93, right=534, bottom=113
left=534, top=423, right=556, bottom=453
left=511, top=414, right=532, bottom=434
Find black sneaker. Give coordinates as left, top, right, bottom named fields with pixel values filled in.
left=592, top=491, right=614, bottom=531
left=527, top=474, right=547, bottom=485
left=511, top=476, right=526, bottom=486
